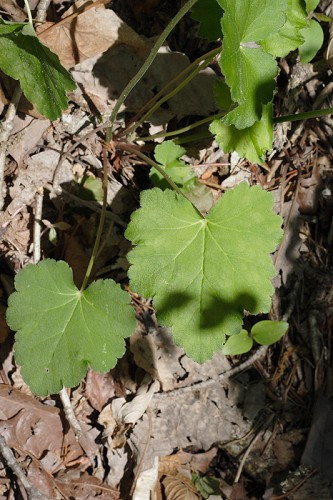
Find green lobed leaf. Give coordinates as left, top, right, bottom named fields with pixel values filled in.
left=222, top=329, right=253, bottom=355
left=299, top=19, right=324, bottom=63
left=251, top=320, right=288, bottom=345
left=0, top=21, right=76, bottom=120
left=260, top=0, right=308, bottom=58
left=7, top=260, right=135, bottom=396
left=217, top=0, right=287, bottom=128
left=191, top=0, right=223, bottom=41
left=126, top=183, right=283, bottom=363
left=210, top=102, right=273, bottom=165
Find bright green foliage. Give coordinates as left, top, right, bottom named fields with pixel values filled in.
left=252, top=320, right=289, bottom=345
left=151, top=141, right=196, bottom=189
left=0, top=20, right=75, bottom=120
left=126, top=183, right=283, bottom=363
left=210, top=102, right=273, bottom=165
left=191, top=0, right=223, bottom=41
left=213, top=80, right=232, bottom=111
left=6, top=260, right=135, bottom=396
left=299, top=19, right=324, bottom=63
left=217, top=0, right=287, bottom=128
left=222, top=329, right=253, bottom=355
left=260, top=0, right=308, bottom=58
left=151, top=141, right=213, bottom=213
left=306, top=0, right=320, bottom=11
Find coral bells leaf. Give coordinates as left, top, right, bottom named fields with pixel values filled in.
left=7, top=260, right=135, bottom=396
left=126, top=183, right=283, bottom=363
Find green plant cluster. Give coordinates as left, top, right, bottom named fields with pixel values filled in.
left=5, top=0, right=325, bottom=395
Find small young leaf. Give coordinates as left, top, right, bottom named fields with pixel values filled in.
left=191, top=0, right=223, bottom=41
left=0, top=20, right=76, bottom=120
left=222, top=330, right=253, bottom=355
left=260, top=0, right=308, bottom=58
left=251, top=320, right=288, bottom=345
left=210, top=102, right=273, bottom=165
left=151, top=141, right=213, bottom=212
left=218, top=0, right=287, bottom=128
left=299, top=19, right=324, bottom=63
left=126, top=183, right=283, bottom=363
left=151, top=141, right=195, bottom=189
left=305, top=0, right=320, bottom=12
left=7, top=260, right=135, bottom=396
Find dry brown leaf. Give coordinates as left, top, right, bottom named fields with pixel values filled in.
left=56, top=473, right=119, bottom=499
left=159, top=448, right=218, bottom=476
left=85, top=369, right=118, bottom=412
left=37, top=4, right=146, bottom=69
left=0, top=0, right=25, bottom=21
left=163, top=474, right=200, bottom=500
left=0, top=384, right=82, bottom=471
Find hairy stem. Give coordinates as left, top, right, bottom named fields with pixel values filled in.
left=134, top=57, right=217, bottom=134
left=80, top=147, right=108, bottom=291
left=273, top=107, right=333, bottom=123
left=22, top=0, right=34, bottom=25
left=138, top=111, right=226, bottom=142
left=120, top=45, right=221, bottom=138
left=106, top=0, right=199, bottom=141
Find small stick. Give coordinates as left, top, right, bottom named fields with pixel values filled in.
left=0, top=86, right=22, bottom=210
left=0, top=435, right=47, bottom=500
left=33, top=187, right=44, bottom=264
left=59, top=387, right=82, bottom=439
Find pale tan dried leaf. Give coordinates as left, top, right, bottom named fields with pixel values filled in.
left=98, top=375, right=159, bottom=448
left=163, top=474, right=200, bottom=500
left=37, top=5, right=146, bottom=69
left=133, top=457, right=159, bottom=500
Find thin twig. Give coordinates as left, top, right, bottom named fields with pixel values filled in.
left=59, top=387, right=82, bottom=439
left=0, top=435, right=47, bottom=500
left=59, top=387, right=97, bottom=467
left=33, top=187, right=44, bottom=264
left=154, top=345, right=269, bottom=399
left=0, top=86, right=22, bottom=210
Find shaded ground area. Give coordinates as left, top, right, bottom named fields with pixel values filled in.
left=0, top=0, right=332, bottom=498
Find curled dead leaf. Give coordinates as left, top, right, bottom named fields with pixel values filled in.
left=98, top=375, right=159, bottom=448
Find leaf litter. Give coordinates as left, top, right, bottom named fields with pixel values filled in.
left=0, top=0, right=332, bottom=498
